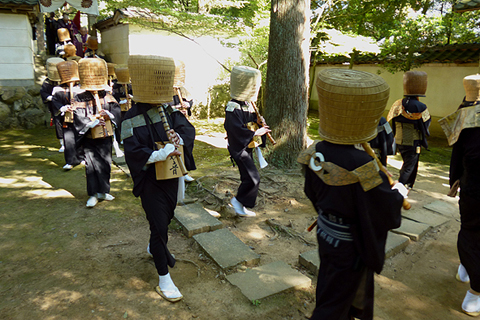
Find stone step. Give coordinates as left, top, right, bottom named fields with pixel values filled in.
left=423, top=200, right=459, bottom=219
left=391, top=218, right=432, bottom=241
left=174, top=203, right=223, bottom=237
left=193, top=228, right=260, bottom=272
left=226, top=261, right=311, bottom=301
left=402, top=208, right=450, bottom=228
left=385, top=231, right=410, bottom=259
left=298, top=250, right=319, bottom=275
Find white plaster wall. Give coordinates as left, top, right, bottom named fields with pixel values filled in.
left=311, top=63, right=480, bottom=138
left=0, top=13, right=35, bottom=86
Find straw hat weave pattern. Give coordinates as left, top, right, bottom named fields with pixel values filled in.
left=128, top=55, right=175, bottom=104
left=230, top=66, right=261, bottom=101
left=316, top=68, right=390, bottom=145
left=115, top=65, right=130, bottom=84
left=64, top=44, right=76, bottom=57
left=57, top=28, right=71, bottom=42
left=107, top=63, right=117, bottom=77
left=403, top=71, right=427, bottom=97
left=78, top=58, right=108, bottom=91
left=57, top=60, right=80, bottom=84
left=464, top=74, right=480, bottom=102
left=46, top=57, right=64, bottom=82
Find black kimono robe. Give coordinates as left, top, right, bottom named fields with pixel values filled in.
left=391, top=98, right=431, bottom=188
left=52, top=84, right=84, bottom=166
left=73, top=90, right=121, bottom=197
left=303, top=141, right=403, bottom=320
left=224, top=99, right=265, bottom=208
left=450, top=101, right=480, bottom=293
left=121, top=103, right=195, bottom=276
left=40, top=79, right=63, bottom=140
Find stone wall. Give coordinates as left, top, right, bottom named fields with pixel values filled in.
left=0, top=84, right=47, bottom=131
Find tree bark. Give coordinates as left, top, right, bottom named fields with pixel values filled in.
left=264, top=0, right=310, bottom=167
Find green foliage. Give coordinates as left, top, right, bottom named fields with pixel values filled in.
left=194, top=82, right=230, bottom=119
left=252, top=299, right=261, bottom=307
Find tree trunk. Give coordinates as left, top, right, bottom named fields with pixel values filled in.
left=264, top=0, right=310, bottom=167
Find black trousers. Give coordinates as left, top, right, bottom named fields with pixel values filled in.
left=233, top=148, right=260, bottom=208
left=83, top=137, right=112, bottom=196
left=140, top=175, right=178, bottom=276
left=63, top=123, right=84, bottom=166
left=458, top=192, right=480, bottom=292
left=53, top=115, right=64, bottom=140
left=398, top=145, right=419, bottom=188
left=311, top=218, right=374, bottom=320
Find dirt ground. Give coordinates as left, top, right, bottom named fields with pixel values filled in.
left=0, top=126, right=474, bottom=320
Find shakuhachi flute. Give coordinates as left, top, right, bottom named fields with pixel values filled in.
left=92, top=91, right=109, bottom=137
left=250, top=101, right=276, bottom=145
left=158, top=106, right=188, bottom=176
left=307, top=142, right=411, bottom=232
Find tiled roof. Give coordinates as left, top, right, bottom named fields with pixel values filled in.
left=453, top=0, right=480, bottom=13
left=316, top=43, right=480, bottom=65
left=0, top=0, right=38, bottom=6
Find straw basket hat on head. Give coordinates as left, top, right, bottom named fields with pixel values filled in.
left=316, top=68, right=390, bottom=145
left=57, top=28, right=71, bottom=42
left=114, top=65, right=130, bottom=84
left=403, top=71, right=427, bottom=97
left=64, top=43, right=76, bottom=57
left=230, top=66, right=262, bottom=101
left=78, top=58, right=108, bottom=91
left=86, top=37, right=98, bottom=51
left=173, top=59, right=186, bottom=88
left=46, top=57, right=64, bottom=82
left=56, top=60, right=80, bottom=84
left=128, top=55, right=176, bottom=104
left=107, top=63, right=117, bottom=77
left=463, top=74, right=480, bottom=102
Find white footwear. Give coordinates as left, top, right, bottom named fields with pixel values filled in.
left=185, top=175, right=195, bottom=182
left=230, top=197, right=256, bottom=217
left=462, top=291, right=480, bottom=316
left=457, top=264, right=470, bottom=283
left=147, top=244, right=152, bottom=255
left=58, top=145, right=65, bottom=153
left=63, top=164, right=73, bottom=170
left=86, top=196, right=98, bottom=208
left=80, top=160, right=86, bottom=166
left=157, top=273, right=183, bottom=302
left=97, top=193, right=115, bottom=201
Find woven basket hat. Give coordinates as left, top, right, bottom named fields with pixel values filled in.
left=128, top=55, right=175, bottom=104
left=464, top=74, right=480, bottom=102
left=230, top=66, right=262, bottom=101
left=107, top=63, right=117, bottom=77
left=78, top=58, right=108, bottom=91
left=46, top=57, right=64, bottom=82
left=57, top=28, right=71, bottom=42
left=173, top=59, right=186, bottom=87
left=86, top=37, right=98, bottom=50
left=115, top=65, right=130, bottom=84
left=64, top=43, right=76, bottom=57
left=56, top=60, right=80, bottom=84
left=316, top=68, right=390, bottom=145
left=403, top=71, right=427, bottom=97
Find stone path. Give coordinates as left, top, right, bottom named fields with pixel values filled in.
left=112, top=155, right=460, bottom=302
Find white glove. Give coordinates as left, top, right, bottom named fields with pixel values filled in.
left=146, top=144, right=175, bottom=164
left=85, top=119, right=100, bottom=129
left=392, top=182, right=409, bottom=198
left=46, top=96, right=53, bottom=102
left=103, top=110, right=114, bottom=120
left=119, top=99, right=127, bottom=105
left=59, top=105, right=70, bottom=115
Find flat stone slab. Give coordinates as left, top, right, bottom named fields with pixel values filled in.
left=174, top=203, right=223, bottom=237
left=402, top=208, right=450, bottom=228
left=391, top=218, right=432, bottom=241
left=299, top=249, right=320, bottom=275
left=226, top=261, right=312, bottom=301
left=385, top=231, right=410, bottom=259
left=193, top=229, right=260, bottom=271
left=424, top=200, right=459, bottom=219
